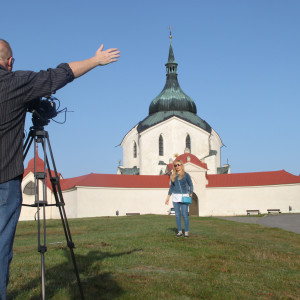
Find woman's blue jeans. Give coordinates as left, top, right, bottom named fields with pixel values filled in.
left=0, top=177, right=22, bottom=300
left=173, top=202, right=189, bottom=232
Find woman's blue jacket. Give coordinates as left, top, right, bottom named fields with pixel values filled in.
left=168, top=173, right=193, bottom=195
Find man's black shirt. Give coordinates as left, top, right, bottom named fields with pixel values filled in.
left=0, top=63, right=74, bottom=183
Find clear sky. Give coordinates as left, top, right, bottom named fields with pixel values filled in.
left=2, top=0, right=300, bottom=177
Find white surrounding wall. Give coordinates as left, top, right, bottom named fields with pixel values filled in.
left=64, top=186, right=170, bottom=218
left=202, top=184, right=300, bottom=216
left=62, top=189, right=78, bottom=218
left=19, top=167, right=300, bottom=221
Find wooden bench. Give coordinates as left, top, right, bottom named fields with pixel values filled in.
left=267, top=209, right=281, bottom=214
left=126, top=213, right=140, bottom=216
left=246, top=210, right=260, bottom=215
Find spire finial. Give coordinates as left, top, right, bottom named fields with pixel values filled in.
left=169, top=26, right=172, bottom=40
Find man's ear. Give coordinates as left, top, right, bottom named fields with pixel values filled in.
left=7, top=57, right=13, bottom=71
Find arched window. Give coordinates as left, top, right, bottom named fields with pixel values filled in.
left=186, top=134, right=191, bottom=152
left=23, top=181, right=35, bottom=195
left=133, top=141, right=137, bottom=158
left=159, top=135, right=164, bottom=156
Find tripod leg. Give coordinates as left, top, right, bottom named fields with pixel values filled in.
left=23, top=133, right=34, bottom=160
left=43, top=133, right=85, bottom=300
left=37, top=204, right=47, bottom=300
left=34, top=136, right=48, bottom=300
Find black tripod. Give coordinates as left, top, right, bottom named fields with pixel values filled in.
left=23, top=125, right=84, bottom=300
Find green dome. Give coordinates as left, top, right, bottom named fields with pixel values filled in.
left=137, top=110, right=211, bottom=133
left=137, top=41, right=211, bottom=134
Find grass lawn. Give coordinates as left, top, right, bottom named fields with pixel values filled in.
left=8, top=215, right=300, bottom=299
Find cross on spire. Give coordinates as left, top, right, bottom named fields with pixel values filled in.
left=169, top=26, right=172, bottom=40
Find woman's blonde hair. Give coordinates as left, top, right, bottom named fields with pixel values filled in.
left=171, top=159, right=185, bottom=182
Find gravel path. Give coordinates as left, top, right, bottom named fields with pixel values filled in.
left=217, top=213, right=300, bottom=234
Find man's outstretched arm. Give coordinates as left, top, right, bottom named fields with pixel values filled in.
left=68, top=44, right=120, bottom=78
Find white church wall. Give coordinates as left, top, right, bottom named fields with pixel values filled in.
left=121, top=125, right=139, bottom=168
left=203, top=184, right=300, bottom=216
left=210, top=129, right=222, bottom=167
left=201, top=130, right=223, bottom=174
left=121, top=117, right=223, bottom=175
left=204, top=155, right=217, bottom=174
left=139, top=117, right=211, bottom=175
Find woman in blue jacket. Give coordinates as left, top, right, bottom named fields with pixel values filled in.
left=165, top=159, right=193, bottom=237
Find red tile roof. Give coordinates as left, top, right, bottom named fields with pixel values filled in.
left=167, top=153, right=208, bottom=172
left=177, top=153, right=208, bottom=169
left=23, top=151, right=61, bottom=191
left=60, top=173, right=170, bottom=191
left=24, top=154, right=300, bottom=191
left=207, top=170, right=300, bottom=187
left=24, top=151, right=45, bottom=177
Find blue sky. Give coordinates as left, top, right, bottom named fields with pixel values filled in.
left=2, top=0, right=300, bottom=177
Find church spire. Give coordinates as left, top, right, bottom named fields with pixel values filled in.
left=138, top=30, right=211, bottom=134
left=166, top=27, right=177, bottom=73
left=167, top=43, right=176, bottom=64
left=148, top=30, right=197, bottom=115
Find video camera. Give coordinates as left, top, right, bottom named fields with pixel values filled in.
left=27, top=95, right=67, bottom=128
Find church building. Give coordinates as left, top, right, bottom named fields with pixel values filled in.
left=119, top=36, right=226, bottom=176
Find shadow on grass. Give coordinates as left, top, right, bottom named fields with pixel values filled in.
left=8, top=247, right=142, bottom=300
left=167, top=227, right=178, bottom=234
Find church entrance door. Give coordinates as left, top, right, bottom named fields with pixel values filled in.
left=189, top=193, right=199, bottom=216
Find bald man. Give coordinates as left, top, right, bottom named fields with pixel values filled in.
left=0, top=39, right=120, bottom=299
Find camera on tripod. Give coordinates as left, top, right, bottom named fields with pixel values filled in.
left=23, top=95, right=84, bottom=299
left=27, top=95, right=59, bottom=127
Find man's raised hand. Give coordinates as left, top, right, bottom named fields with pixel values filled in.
left=95, top=44, right=120, bottom=66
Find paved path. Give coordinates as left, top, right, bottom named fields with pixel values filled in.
left=217, top=213, right=300, bottom=234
